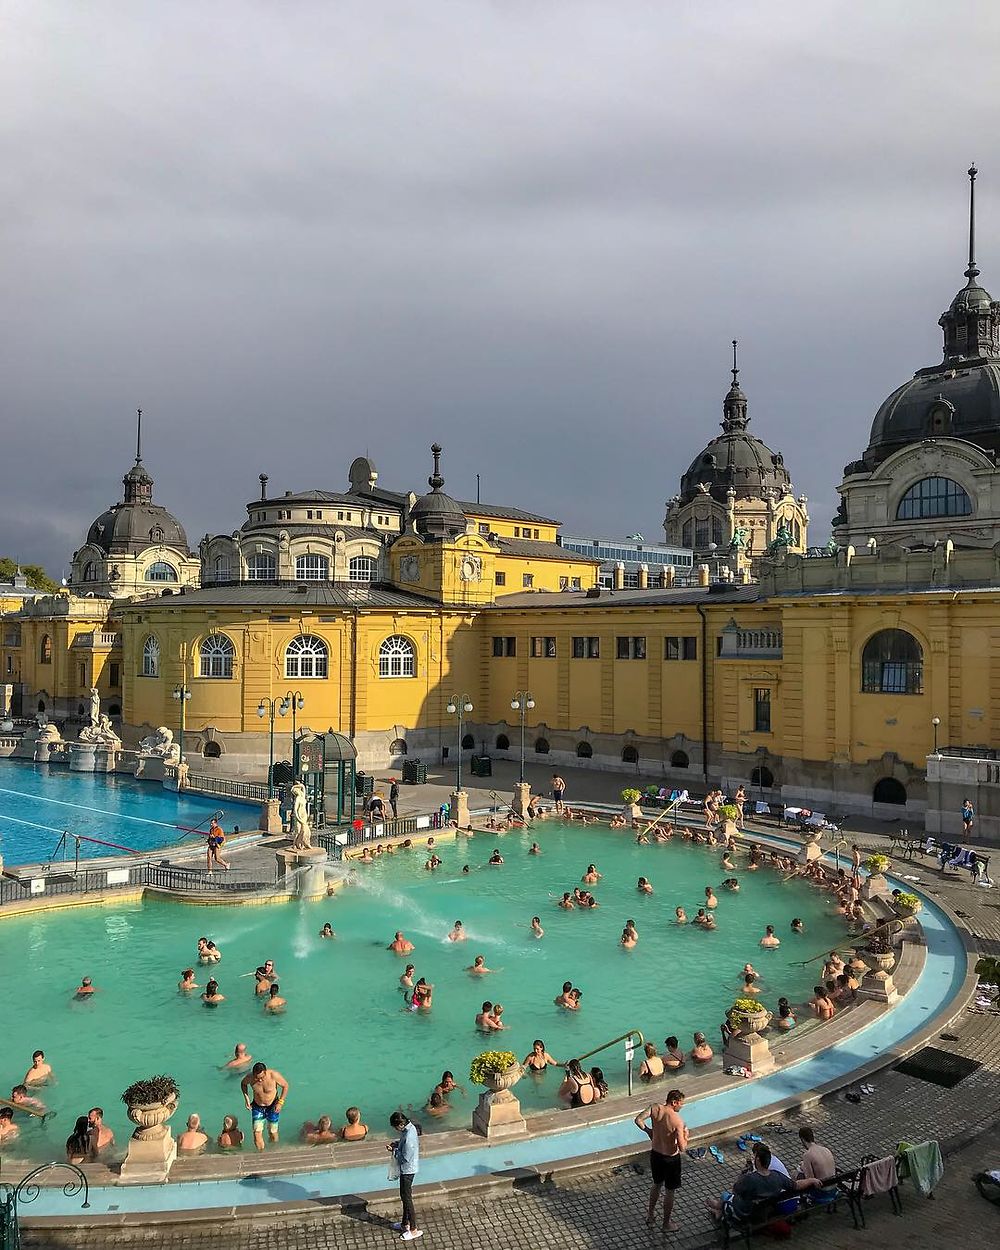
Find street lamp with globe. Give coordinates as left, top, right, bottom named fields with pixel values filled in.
left=510, top=692, right=535, bottom=783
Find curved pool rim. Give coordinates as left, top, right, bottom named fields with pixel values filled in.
left=18, top=828, right=977, bottom=1221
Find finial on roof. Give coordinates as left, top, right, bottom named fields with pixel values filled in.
left=428, top=443, right=444, bottom=492
left=731, top=339, right=739, bottom=386
left=135, top=407, right=143, bottom=464
left=259, top=473, right=269, bottom=500
left=966, top=164, right=979, bottom=281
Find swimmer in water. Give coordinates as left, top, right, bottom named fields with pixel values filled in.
left=554, top=981, right=577, bottom=1010
left=264, top=984, right=286, bottom=1013
left=466, top=955, right=492, bottom=974
left=529, top=842, right=542, bottom=855
left=399, top=964, right=416, bottom=990
left=23, top=1051, right=52, bottom=1086
left=720, top=850, right=736, bottom=871
left=202, top=979, right=225, bottom=1006
left=488, top=849, right=504, bottom=865
left=523, top=1040, right=560, bottom=1072
left=621, top=926, right=637, bottom=950
left=790, top=917, right=804, bottom=934
left=531, top=916, right=545, bottom=938
left=254, top=960, right=277, bottom=994
left=387, top=932, right=415, bottom=954
left=319, top=923, right=335, bottom=939
left=582, top=864, right=601, bottom=884
left=178, top=969, right=199, bottom=993
left=558, top=892, right=575, bottom=910
left=447, top=920, right=467, bottom=942
left=637, top=877, right=653, bottom=894
left=74, top=977, right=97, bottom=999
left=462, top=865, right=470, bottom=874
left=222, top=1043, right=253, bottom=1070
left=742, top=976, right=761, bottom=996
left=675, top=906, right=688, bottom=924
left=760, top=925, right=781, bottom=948
left=722, top=877, right=740, bottom=892
left=742, top=964, right=759, bottom=982
left=704, top=886, right=718, bottom=909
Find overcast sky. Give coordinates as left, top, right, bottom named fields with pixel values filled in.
left=3, top=2, right=1000, bottom=574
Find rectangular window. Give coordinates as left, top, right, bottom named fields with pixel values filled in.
left=316, top=510, right=323, bottom=519
left=616, top=636, right=646, bottom=659
left=492, top=636, right=516, bottom=657
left=683, top=636, right=697, bottom=660
left=754, top=688, right=772, bottom=733
left=109, top=662, right=121, bottom=689
left=306, top=510, right=313, bottom=519
left=513, top=526, right=520, bottom=537
left=571, top=577, right=581, bottom=590
left=79, top=662, right=86, bottom=686
left=338, top=511, right=344, bottom=520
left=5, top=657, right=11, bottom=675
left=479, top=523, right=489, bottom=534
left=531, top=636, right=556, bottom=658
left=572, top=636, right=600, bottom=658
left=665, top=636, right=697, bottom=661
left=495, top=571, right=506, bottom=586
left=559, top=576, right=569, bottom=590
left=522, top=573, right=534, bottom=588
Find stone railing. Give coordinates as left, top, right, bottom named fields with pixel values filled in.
left=719, top=625, right=783, bottom=659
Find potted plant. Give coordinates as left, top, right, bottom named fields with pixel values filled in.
left=620, top=787, right=642, bottom=805
left=862, top=853, right=891, bottom=899
left=469, top=1050, right=521, bottom=1092
left=894, top=891, right=922, bottom=917
left=121, top=1074, right=180, bottom=1141
left=718, top=803, right=740, bottom=823
left=865, top=854, right=890, bottom=875
left=726, top=996, right=770, bottom=1035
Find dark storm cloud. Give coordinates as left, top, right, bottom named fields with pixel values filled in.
left=3, top=1, right=1000, bottom=571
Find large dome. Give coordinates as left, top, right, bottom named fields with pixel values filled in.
left=86, top=452, right=190, bottom=555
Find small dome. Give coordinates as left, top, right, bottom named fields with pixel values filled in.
left=86, top=502, right=189, bottom=555
left=949, top=279, right=994, bottom=313
left=679, top=430, right=791, bottom=505
left=410, top=444, right=467, bottom=540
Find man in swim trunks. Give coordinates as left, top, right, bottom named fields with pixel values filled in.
left=23, top=1050, right=52, bottom=1086
left=634, top=1089, right=687, bottom=1232
left=388, top=932, right=415, bottom=954
left=254, top=960, right=277, bottom=994
left=222, top=1043, right=252, bottom=1070
left=241, top=1061, right=290, bottom=1151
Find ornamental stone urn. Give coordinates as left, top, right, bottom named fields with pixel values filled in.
left=119, top=1079, right=180, bottom=1184
left=472, top=1064, right=526, bottom=1139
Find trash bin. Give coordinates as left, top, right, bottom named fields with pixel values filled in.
left=355, top=771, right=374, bottom=800
left=470, top=755, right=492, bottom=778
left=402, top=760, right=427, bottom=785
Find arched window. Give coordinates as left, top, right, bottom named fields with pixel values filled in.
left=200, top=633, right=235, bottom=679
left=141, top=635, right=160, bottom=677
left=213, top=555, right=232, bottom=583
left=39, top=635, right=52, bottom=664
left=461, top=733, right=475, bottom=750
left=107, top=703, right=121, bottom=716
left=82, top=561, right=97, bottom=582
left=712, top=517, right=724, bottom=547
left=349, top=555, right=377, bottom=583
left=203, top=741, right=222, bottom=758
left=622, top=745, right=639, bottom=764
left=296, top=554, right=329, bottom=581
left=146, top=561, right=178, bottom=582
left=389, top=738, right=408, bottom=756
left=576, top=741, right=593, bottom=758
left=37, top=699, right=46, bottom=713
left=378, top=636, right=415, bottom=678
left=534, top=737, right=550, bottom=754
left=896, top=477, right=972, bottom=520
left=246, top=553, right=276, bottom=581
left=874, top=777, right=907, bottom=805
left=285, top=635, right=329, bottom=679
left=495, top=733, right=510, bottom=751
left=682, top=520, right=693, bottom=547
left=862, top=629, right=923, bottom=695
left=670, top=749, right=689, bottom=769
left=750, top=765, right=774, bottom=789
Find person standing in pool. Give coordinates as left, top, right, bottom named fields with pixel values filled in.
left=634, top=1089, right=687, bottom=1233
left=222, top=1043, right=252, bottom=1070
left=531, top=916, right=544, bottom=938
left=551, top=773, right=566, bottom=812
left=202, top=979, right=225, bottom=1005
left=264, top=984, right=286, bottom=1013
left=23, top=1051, right=52, bottom=1086
left=241, top=1062, right=289, bottom=1152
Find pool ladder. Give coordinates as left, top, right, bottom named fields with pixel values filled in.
left=574, top=1028, right=645, bottom=1096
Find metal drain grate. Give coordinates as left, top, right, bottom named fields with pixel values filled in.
left=895, top=1046, right=981, bottom=1088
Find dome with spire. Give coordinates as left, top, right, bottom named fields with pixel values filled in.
left=85, top=410, right=191, bottom=555
left=856, top=165, right=1000, bottom=471
left=409, top=443, right=467, bottom=540
left=677, top=341, right=793, bottom=505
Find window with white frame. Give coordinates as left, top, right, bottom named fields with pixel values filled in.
left=349, top=555, right=377, bottom=583
left=141, top=635, right=160, bottom=677
left=246, top=553, right=276, bottom=580
left=146, top=561, right=178, bottom=582
left=285, top=634, right=329, bottom=679
left=296, top=554, right=329, bottom=581
left=199, top=633, right=235, bottom=678
left=378, top=635, right=415, bottom=678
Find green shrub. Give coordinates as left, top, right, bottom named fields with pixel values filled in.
left=122, top=1075, right=179, bottom=1106
left=621, top=788, right=642, bottom=804
left=895, top=892, right=921, bottom=913
left=469, top=1050, right=518, bottom=1086
left=865, top=854, right=890, bottom=875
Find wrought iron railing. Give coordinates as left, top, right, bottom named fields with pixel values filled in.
left=1, top=1161, right=89, bottom=1249
left=184, top=773, right=269, bottom=801
left=0, top=860, right=276, bottom=908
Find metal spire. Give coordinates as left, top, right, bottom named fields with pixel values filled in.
left=966, top=164, right=980, bottom=281
left=428, top=443, right=444, bottom=492
left=731, top=338, right=739, bottom=386
left=135, top=407, right=143, bottom=464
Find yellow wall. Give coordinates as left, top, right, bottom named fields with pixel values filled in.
left=463, top=512, right=559, bottom=542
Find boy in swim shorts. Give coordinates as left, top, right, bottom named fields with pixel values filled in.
left=241, top=1062, right=290, bottom=1151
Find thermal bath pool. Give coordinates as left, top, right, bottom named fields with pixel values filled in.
left=0, top=760, right=258, bottom=865
left=1, top=820, right=849, bottom=1160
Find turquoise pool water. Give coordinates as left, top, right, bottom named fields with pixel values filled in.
left=0, top=760, right=259, bottom=864
left=2, top=821, right=847, bottom=1161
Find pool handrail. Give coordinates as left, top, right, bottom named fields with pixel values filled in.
left=48, top=829, right=146, bottom=873
left=573, top=1028, right=645, bottom=1095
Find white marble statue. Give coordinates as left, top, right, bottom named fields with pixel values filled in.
left=89, top=687, right=101, bottom=727
left=79, top=714, right=122, bottom=750
left=290, top=780, right=312, bottom=850
left=139, top=726, right=182, bottom=764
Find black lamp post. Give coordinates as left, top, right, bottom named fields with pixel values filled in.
left=446, top=694, right=474, bottom=793
left=257, top=696, right=289, bottom=798
left=510, top=691, right=535, bottom=783
left=171, top=683, right=191, bottom=771
left=283, top=689, right=305, bottom=773
left=931, top=716, right=941, bottom=755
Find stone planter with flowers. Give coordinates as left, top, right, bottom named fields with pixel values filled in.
left=469, top=1050, right=526, bottom=1138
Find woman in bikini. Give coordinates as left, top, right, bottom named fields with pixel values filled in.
left=523, top=1040, right=560, bottom=1073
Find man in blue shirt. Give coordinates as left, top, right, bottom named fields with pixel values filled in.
left=388, top=1111, right=422, bottom=1241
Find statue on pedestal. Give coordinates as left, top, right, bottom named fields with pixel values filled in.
left=290, top=780, right=312, bottom=850
left=79, top=714, right=122, bottom=750
left=90, top=687, right=101, bottom=727
left=139, top=726, right=181, bottom=764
